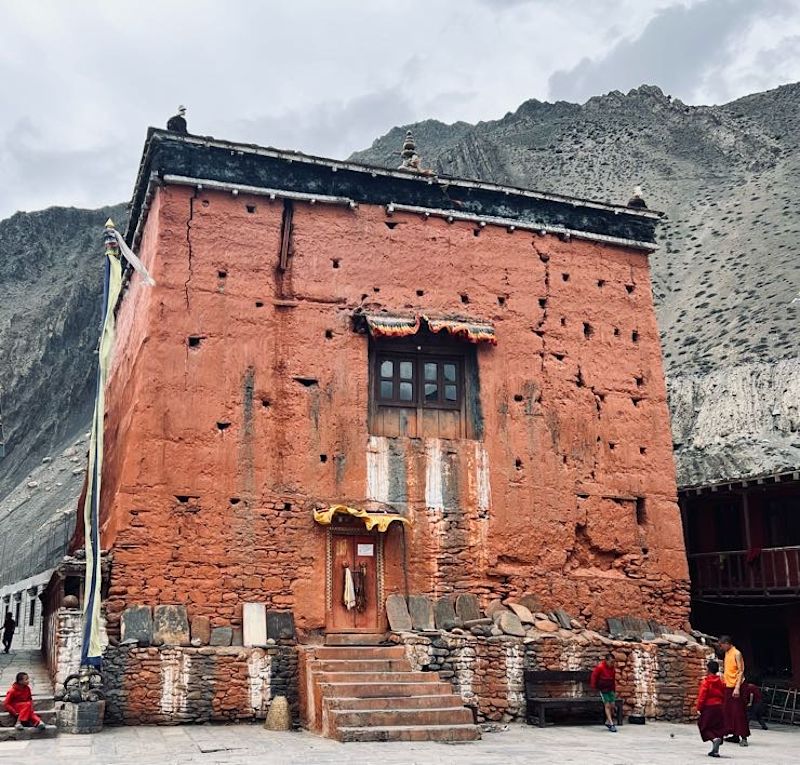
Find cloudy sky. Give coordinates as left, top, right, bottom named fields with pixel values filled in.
left=1, top=0, right=799, bottom=220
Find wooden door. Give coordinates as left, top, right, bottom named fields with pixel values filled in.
left=328, top=532, right=379, bottom=632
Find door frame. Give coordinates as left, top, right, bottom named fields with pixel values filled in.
left=325, top=524, right=385, bottom=633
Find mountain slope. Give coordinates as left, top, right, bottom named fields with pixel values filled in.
left=0, top=204, right=125, bottom=583
left=351, top=83, right=800, bottom=485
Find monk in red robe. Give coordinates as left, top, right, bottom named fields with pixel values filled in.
left=3, top=672, right=45, bottom=730
left=697, top=659, right=726, bottom=757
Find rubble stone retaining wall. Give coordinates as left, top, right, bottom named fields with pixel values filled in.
left=398, top=631, right=710, bottom=723
left=101, top=643, right=298, bottom=725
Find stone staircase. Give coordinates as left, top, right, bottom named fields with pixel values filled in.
left=306, top=644, right=480, bottom=743
left=0, top=650, right=58, bottom=741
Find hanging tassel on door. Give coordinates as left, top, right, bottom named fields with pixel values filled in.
left=343, top=564, right=356, bottom=611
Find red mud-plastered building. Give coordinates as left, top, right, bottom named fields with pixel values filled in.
left=48, top=129, right=707, bottom=733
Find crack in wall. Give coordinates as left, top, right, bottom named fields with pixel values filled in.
left=184, top=193, right=197, bottom=309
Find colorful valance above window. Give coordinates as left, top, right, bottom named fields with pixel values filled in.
left=363, top=313, right=496, bottom=345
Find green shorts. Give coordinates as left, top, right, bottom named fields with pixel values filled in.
left=600, top=691, right=617, bottom=704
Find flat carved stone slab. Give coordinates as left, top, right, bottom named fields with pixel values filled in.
left=153, top=604, right=190, bottom=646
left=121, top=605, right=153, bottom=645
left=386, top=594, right=412, bottom=632
left=408, top=595, right=435, bottom=631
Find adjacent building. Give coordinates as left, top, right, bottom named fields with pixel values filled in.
left=681, top=468, right=800, bottom=685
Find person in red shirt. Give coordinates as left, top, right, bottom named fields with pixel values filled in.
left=3, top=672, right=45, bottom=731
left=697, top=659, right=726, bottom=758
left=590, top=654, right=618, bottom=732
left=744, top=680, right=768, bottom=730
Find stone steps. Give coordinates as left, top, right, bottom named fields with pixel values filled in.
left=0, top=709, right=57, bottom=726
left=318, top=680, right=455, bottom=698
left=308, top=643, right=480, bottom=743
left=0, top=724, right=57, bottom=741
left=330, top=705, right=475, bottom=728
left=336, top=723, right=480, bottom=743
left=324, top=633, right=387, bottom=647
left=313, top=645, right=406, bottom=661
left=316, top=670, right=433, bottom=684
left=310, top=658, right=413, bottom=673
left=324, top=694, right=466, bottom=711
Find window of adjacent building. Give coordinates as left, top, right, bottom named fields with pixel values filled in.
left=28, top=599, right=35, bottom=627
left=369, top=337, right=479, bottom=439
left=14, top=601, right=20, bottom=625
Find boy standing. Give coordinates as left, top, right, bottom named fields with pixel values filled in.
left=590, top=653, right=618, bottom=732
left=697, top=659, right=726, bottom=758
left=718, top=634, right=750, bottom=746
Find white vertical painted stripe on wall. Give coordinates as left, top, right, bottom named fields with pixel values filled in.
left=366, top=435, right=389, bottom=503
left=247, top=651, right=272, bottom=716
left=475, top=442, right=491, bottom=515
left=425, top=438, right=444, bottom=511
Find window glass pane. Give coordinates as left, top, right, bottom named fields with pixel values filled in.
left=445, top=384, right=457, bottom=402
left=399, top=382, right=413, bottom=401
left=443, top=363, right=457, bottom=382
left=380, top=380, right=394, bottom=399
left=424, top=362, right=437, bottom=381
left=425, top=383, right=438, bottom=401
left=380, top=360, right=393, bottom=378
left=399, top=361, right=413, bottom=380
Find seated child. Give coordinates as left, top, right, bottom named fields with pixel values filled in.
left=3, top=672, right=46, bottom=731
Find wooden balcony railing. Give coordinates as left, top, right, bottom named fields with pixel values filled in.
left=689, top=546, right=800, bottom=597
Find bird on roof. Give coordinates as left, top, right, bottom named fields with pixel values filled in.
left=627, top=185, right=647, bottom=209
left=167, top=105, right=188, bottom=134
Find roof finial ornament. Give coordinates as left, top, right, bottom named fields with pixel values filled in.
left=398, top=129, right=434, bottom=176
left=399, top=130, right=418, bottom=169
left=627, top=185, right=647, bottom=209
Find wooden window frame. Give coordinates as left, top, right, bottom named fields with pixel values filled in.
left=374, top=352, right=463, bottom=411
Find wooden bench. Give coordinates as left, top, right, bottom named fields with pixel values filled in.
left=524, top=670, right=623, bottom=728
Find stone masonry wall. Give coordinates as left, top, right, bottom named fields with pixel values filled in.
left=96, top=183, right=689, bottom=638
left=102, top=644, right=298, bottom=725
left=399, top=631, right=710, bottom=723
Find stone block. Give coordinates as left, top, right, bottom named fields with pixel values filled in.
left=210, top=626, right=233, bottom=646
left=518, top=594, right=542, bottom=613
left=386, top=594, right=413, bottom=632
left=507, top=602, right=535, bottom=624
left=232, top=627, right=244, bottom=646
left=243, top=603, right=267, bottom=646
left=408, top=595, right=435, bottom=631
left=498, top=611, right=526, bottom=637
left=463, top=618, right=492, bottom=628
left=607, top=617, right=624, bottom=636
left=152, top=605, right=190, bottom=646
left=485, top=599, right=505, bottom=617
left=121, top=605, right=153, bottom=645
left=266, top=611, right=296, bottom=640
left=533, top=619, right=559, bottom=633
left=190, top=616, right=211, bottom=645
left=455, top=593, right=481, bottom=622
left=554, top=609, right=573, bottom=629
left=434, top=596, right=457, bottom=631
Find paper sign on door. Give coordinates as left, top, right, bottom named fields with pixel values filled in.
left=357, top=544, right=374, bottom=557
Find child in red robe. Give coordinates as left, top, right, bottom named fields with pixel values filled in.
left=697, top=659, right=726, bottom=758
left=3, top=672, right=45, bottom=730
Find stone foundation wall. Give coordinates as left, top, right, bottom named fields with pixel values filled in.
left=398, top=631, right=710, bottom=723
left=102, top=644, right=298, bottom=725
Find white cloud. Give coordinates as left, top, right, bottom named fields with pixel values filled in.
left=0, top=0, right=797, bottom=219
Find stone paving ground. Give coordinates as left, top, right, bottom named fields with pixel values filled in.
left=0, top=721, right=797, bottom=765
